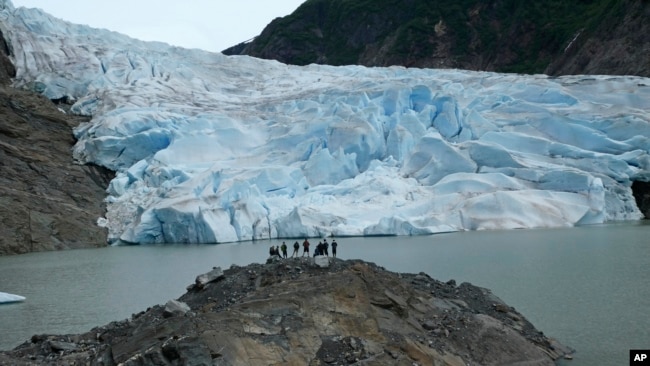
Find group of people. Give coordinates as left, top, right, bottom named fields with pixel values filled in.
left=269, top=238, right=339, bottom=259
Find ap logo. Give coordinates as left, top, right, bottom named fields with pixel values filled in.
left=631, top=350, right=650, bottom=365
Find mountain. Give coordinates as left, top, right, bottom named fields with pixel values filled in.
left=1, top=1, right=649, bottom=249
left=0, top=27, right=111, bottom=255
left=223, top=0, right=650, bottom=77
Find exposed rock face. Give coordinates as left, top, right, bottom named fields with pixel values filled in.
left=0, top=259, right=572, bottom=365
left=0, top=30, right=112, bottom=255
left=632, top=181, right=650, bottom=219
left=546, top=0, right=650, bottom=77
left=223, top=0, right=650, bottom=77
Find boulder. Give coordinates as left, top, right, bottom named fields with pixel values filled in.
left=194, top=267, right=224, bottom=288
left=163, top=300, right=190, bottom=318
left=314, top=255, right=330, bottom=268
left=48, top=340, right=79, bottom=352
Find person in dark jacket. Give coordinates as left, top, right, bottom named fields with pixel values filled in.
left=281, top=242, right=288, bottom=258
left=323, top=239, right=329, bottom=257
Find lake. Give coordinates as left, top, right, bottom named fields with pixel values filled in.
left=1, top=222, right=649, bottom=365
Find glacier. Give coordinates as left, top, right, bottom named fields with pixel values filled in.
left=1, top=0, right=649, bottom=244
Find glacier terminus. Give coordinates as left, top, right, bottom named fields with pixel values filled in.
left=2, top=0, right=649, bottom=244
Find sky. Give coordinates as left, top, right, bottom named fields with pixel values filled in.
left=10, top=0, right=306, bottom=52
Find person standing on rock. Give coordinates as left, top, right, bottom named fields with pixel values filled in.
left=281, top=242, right=288, bottom=258
left=292, top=241, right=300, bottom=257
left=302, top=238, right=310, bottom=257
left=323, top=239, right=329, bottom=257
left=314, top=241, right=322, bottom=257
left=332, top=239, right=338, bottom=258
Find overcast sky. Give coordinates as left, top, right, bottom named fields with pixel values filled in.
left=11, top=0, right=305, bottom=52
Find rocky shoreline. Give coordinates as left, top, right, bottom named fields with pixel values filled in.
left=0, top=257, right=572, bottom=365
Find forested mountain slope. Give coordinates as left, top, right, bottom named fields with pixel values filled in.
left=224, top=0, right=650, bottom=77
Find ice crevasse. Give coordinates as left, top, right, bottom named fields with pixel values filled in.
left=1, top=0, right=650, bottom=244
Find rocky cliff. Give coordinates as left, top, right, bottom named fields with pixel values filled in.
left=0, top=258, right=572, bottom=365
left=223, top=0, right=650, bottom=77
left=0, top=31, right=112, bottom=255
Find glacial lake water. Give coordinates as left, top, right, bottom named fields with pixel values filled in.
left=1, top=222, right=649, bottom=365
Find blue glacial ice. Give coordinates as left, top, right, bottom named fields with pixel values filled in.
left=0, top=291, right=25, bottom=303
left=1, top=0, right=650, bottom=244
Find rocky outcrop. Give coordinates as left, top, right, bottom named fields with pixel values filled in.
left=0, top=258, right=572, bottom=365
left=0, top=30, right=112, bottom=255
left=632, top=181, right=650, bottom=219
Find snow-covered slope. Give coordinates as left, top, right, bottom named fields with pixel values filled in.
left=2, top=0, right=649, bottom=244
